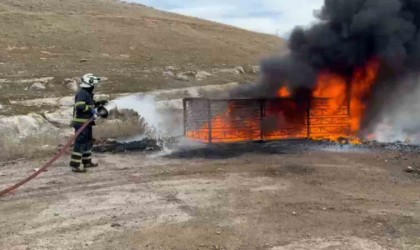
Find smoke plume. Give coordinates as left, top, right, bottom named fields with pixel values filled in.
left=233, top=0, right=420, bottom=139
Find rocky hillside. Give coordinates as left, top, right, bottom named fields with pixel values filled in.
left=0, top=0, right=286, bottom=158
left=0, top=0, right=285, bottom=161
left=0, top=0, right=284, bottom=81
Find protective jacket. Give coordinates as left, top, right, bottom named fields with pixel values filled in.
left=72, top=88, right=95, bottom=125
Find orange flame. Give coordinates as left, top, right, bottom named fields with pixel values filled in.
left=310, top=71, right=349, bottom=141
left=313, top=71, right=347, bottom=111
left=310, top=58, right=380, bottom=141
left=350, top=58, right=380, bottom=133
left=186, top=103, right=261, bottom=143
left=187, top=58, right=380, bottom=143
left=277, top=86, right=291, bottom=97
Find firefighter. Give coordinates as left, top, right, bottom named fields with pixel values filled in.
left=70, top=73, right=108, bottom=173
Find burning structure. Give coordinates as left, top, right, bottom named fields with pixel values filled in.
left=183, top=97, right=351, bottom=143
left=185, top=0, right=420, bottom=143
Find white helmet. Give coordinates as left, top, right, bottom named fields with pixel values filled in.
left=80, top=73, right=101, bottom=88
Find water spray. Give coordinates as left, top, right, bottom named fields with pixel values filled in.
left=97, top=101, right=118, bottom=118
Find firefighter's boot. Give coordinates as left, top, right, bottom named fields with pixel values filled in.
left=84, top=162, right=99, bottom=168
left=82, top=151, right=98, bottom=168
left=70, top=151, right=88, bottom=173
left=72, top=166, right=87, bottom=173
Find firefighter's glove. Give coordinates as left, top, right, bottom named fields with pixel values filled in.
left=95, top=100, right=109, bottom=108
left=91, top=109, right=98, bottom=120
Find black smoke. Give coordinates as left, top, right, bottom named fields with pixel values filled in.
left=232, top=0, right=420, bottom=134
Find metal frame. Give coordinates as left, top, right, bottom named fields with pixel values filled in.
left=183, top=98, right=350, bottom=143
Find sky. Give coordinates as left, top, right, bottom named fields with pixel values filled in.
left=125, top=0, right=324, bottom=37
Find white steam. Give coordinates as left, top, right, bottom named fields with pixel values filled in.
left=114, top=95, right=161, bottom=129
left=372, top=76, right=420, bottom=144
left=112, top=94, right=183, bottom=141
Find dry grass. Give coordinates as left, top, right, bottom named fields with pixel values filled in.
left=0, top=121, right=144, bottom=161
left=0, top=132, right=61, bottom=161
left=0, top=110, right=145, bottom=161
left=94, top=117, right=146, bottom=140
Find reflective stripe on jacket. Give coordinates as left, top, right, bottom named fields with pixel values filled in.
left=72, top=88, right=95, bottom=125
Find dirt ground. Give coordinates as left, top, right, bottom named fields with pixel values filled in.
left=0, top=142, right=419, bottom=250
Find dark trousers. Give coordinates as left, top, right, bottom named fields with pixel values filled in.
left=70, top=125, right=93, bottom=168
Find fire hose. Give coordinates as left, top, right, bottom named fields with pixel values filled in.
left=0, top=102, right=116, bottom=197
left=0, top=118, right=93, bottom=197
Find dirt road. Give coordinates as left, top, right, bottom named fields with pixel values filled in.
left=0, top=142, right=419, bottom=250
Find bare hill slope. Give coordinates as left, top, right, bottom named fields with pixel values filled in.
left=0, top=0, right=286, bottom=105
left=0, top=0, right=284, bottom=74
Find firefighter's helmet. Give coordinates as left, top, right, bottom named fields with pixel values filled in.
left=80, top=73, right=101, bottom=88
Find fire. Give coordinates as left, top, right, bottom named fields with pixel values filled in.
left=311, top=58, right=380, bottom=141
left=313, top=71, right=347, bottom=111
left=310, top=58, right=380, bottom=140
left=277, top=86, right=291, bottom=97
left=309, top=71, right=348, bottom=141
left=350, top=58, right=380, bottom=132
left=208, top=103, right=261, bottom=143
left=186, top=102, right=261, bottom=143
left=186, top=58, right=380, bottom=143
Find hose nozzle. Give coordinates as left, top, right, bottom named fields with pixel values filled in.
left=97, top=101, right=117, bottom=118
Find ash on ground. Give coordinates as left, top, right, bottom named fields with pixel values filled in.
left=93, top=137, right=420, bottom=177
left=94, top=137, right=420, bottom=155
left=93, top=138, right=162, bottom=153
